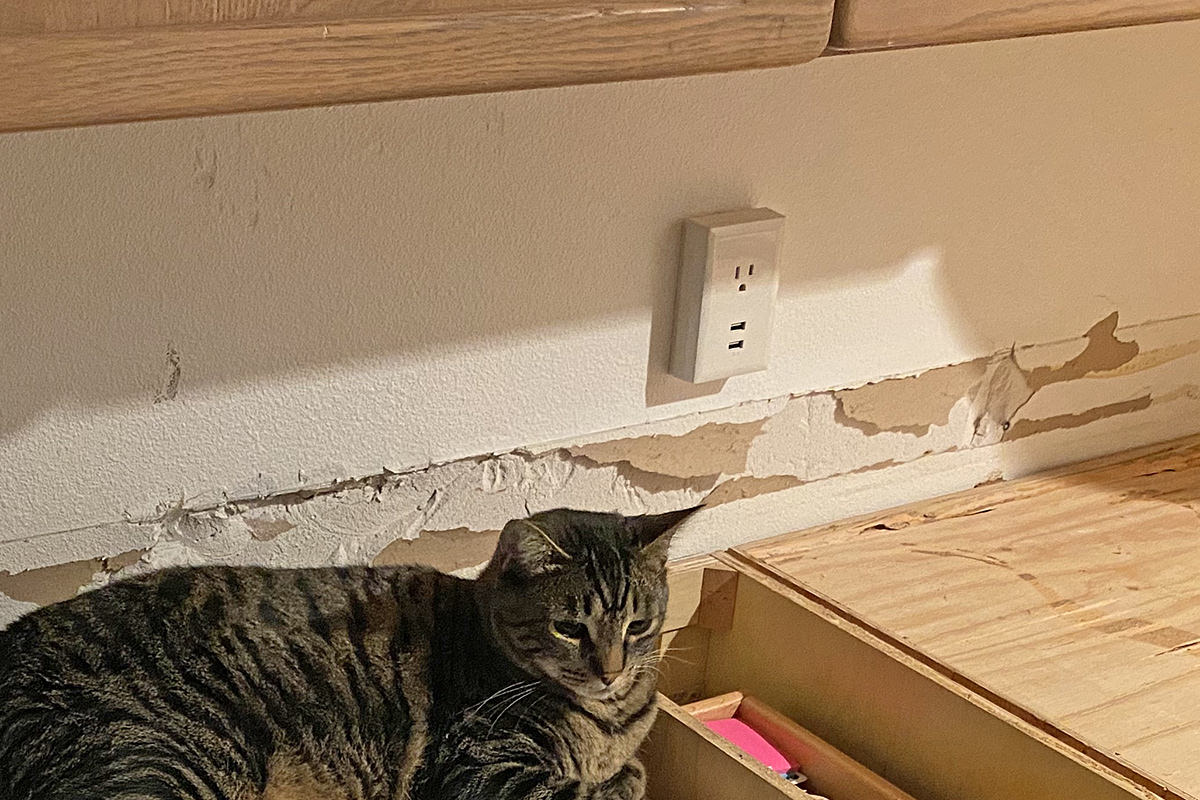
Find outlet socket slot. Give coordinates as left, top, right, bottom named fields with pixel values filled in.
left=669, top=207, right=784, bottom=383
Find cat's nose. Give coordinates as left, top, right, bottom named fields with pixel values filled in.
left=600, top=670, right=622, bottom=686
left=598, top=643, right=625, bottom=682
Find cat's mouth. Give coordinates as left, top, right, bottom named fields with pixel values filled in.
left=576, top=682, right=623, bottom=700
left=561, top=671, right=639, bottom=701
left=536, top=658, right=652, bottom=701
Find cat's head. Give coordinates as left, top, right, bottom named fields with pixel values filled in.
left=479, top=507, right=699, bottom=700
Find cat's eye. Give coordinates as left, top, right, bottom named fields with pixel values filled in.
left=551, top=620, right=587, bottom=640
left=626, top=619, right=652, bottom=637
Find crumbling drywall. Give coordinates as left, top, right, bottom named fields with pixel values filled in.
left=3, top=311, right=1199, bottom=628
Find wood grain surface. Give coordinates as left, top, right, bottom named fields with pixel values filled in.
left=0, top=0, right=833, bottom=132
left=828, top=0, right=1200, bottom=51
left=737, top=435, right=1200, bottom=800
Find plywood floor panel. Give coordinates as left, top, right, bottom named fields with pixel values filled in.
left=737, top=436, right=1200, bottom=800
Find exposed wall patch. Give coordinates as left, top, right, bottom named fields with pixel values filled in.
left=243, top=514, right=298, bottom=541
left=374, top=527, right=501, bottom=573
left=192, top=145, right=217, bottom=191
left=565, top=418, right=768, bottom=479
left=1092, top=337, right=1200, bottom=379
left=153, top=344, right=182, bottom=404
left=834, top=358, right=989, bottom=437
left=704, top=475, right=805, bottom=506
left=5, top=312, right=1200, bottom=630
left=1006, top=395, right=1154, bottom=440
left=0, top=548, right=148, bottom=605
left=1023, top=312, right=1139, bottom=391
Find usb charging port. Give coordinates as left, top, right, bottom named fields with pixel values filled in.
left=728, top=340, right=744, bottom=349
left=730, top=322, right=746, bottom=331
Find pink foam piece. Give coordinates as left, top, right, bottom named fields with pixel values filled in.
left=704, top=717, right=791, bottom=772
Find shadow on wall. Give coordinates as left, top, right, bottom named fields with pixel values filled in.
left=645, top=23, right=1200, bottom=405
left=2, top=20, right=1199, bottom=440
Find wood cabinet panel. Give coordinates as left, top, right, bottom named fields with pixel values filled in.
left=828, top=0, right=1200, bottom=51
left=0, top=0, right=834, bottom=132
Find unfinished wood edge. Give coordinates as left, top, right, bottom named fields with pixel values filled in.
left=0, top=0, right=834, bottom=134
left=680, top=690, right=745, bottom=720
left=716, top=550, right=1178, bottom=800
left=736, top=433, right=1200, bottom=556
left=664, top=556, right=741, bottom=634
left=669, top=553, right=722, bottom=574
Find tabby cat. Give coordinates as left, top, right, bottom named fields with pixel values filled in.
left=0, top=506, right=698, bottom=800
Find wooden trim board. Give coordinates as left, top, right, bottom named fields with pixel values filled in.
left=827, top=0, right=1200, bottom=51
left=735, top=435, right=1200, bottom=800
left=0, top=0, right=833, bottom=133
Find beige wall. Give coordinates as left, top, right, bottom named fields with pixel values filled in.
left=2, top=20, right=1199, bottom=624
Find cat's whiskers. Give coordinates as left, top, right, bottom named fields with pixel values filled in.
left=486, top=684, right=543, bottom=735
left=643, top=652, right=696, bottom=667
left=652, top=644, right=701, bottom=661
left=516, top=691, right=554, bottom=729
left=465, top=680, right=539, bottom=720
left=628, top=663, right=664, bottom=679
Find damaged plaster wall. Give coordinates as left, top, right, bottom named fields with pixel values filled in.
left=4, top=20, right=1200, bottom=624
left=3, top=311, right=1200, bottom=625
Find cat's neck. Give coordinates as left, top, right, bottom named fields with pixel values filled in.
left=423, top=575, right=532, bottom=710
left=570, top=667, right=658, bottom=727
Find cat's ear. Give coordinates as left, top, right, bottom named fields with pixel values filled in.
left=627, top=505, right=702, bottom=566
left=491, top=517, right=572, bottom=580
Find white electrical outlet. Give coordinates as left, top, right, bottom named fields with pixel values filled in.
left=669, top=208, right=784, bottom=383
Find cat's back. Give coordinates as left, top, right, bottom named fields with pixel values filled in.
left=1, top=563, right=420, bottom=682
left=0, top=564, right=442, bottom=800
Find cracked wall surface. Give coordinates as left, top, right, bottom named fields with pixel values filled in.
left=4, top=311, right=1199, bottom=627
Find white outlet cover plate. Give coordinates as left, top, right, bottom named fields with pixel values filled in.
left=670, top=208, right=784, bottom=383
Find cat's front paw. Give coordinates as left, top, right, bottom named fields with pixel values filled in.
left=591, top=762, right=645, bottom=800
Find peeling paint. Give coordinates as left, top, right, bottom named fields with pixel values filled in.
left=243, top=514, right=297, bottom=541
left=970, top=312, right=1141, bottom=447
left=970, top=352, right=1035, bottom=446
left=4, top=311, right=1200, bottom=630
left=153, top=344, right=182, bottom=404
left=374, top=527, right=501, bottom=573
left=560, top=449, right=717, bottom=498
left=1023, top=312, right=1139, bottom=391
left=1093, top=337, right=1200, bottom=378
left=1006, top=395, right=1154, bottom=440
left=834, top=359, right=988, bottom=437
left=704, top=475, right=805, bottom=506
left=564, top=419, right=767, bottom=479
left=0, top=548, right=147, bottom=605
left=834, top=314, right=1141, bottom=447
left=192, top=145, right=217, bottom=190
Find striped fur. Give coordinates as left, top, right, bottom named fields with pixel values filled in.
left=0, top=507, right=697, bottom=800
